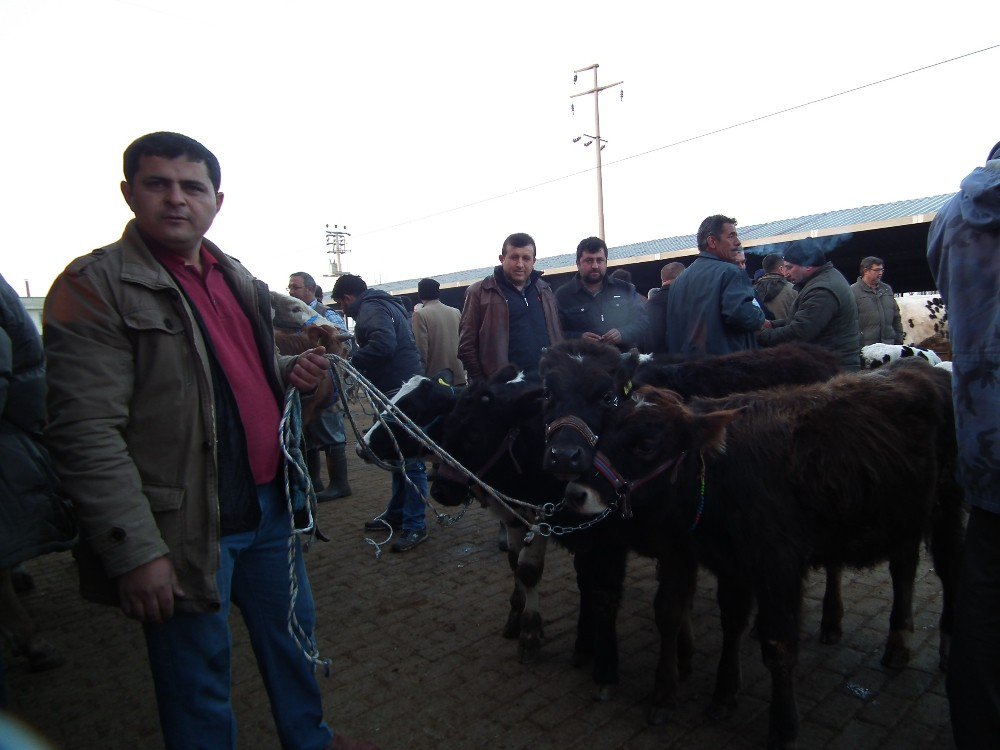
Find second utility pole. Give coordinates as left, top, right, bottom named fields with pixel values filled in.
left=571, top=63, right=622, bottom=241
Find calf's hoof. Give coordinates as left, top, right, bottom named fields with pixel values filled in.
left=502, top=614, right=520, bottom=640
left=594, top=684, right=615, bottom=702
left=647, top=703, right=675, bottom=726
left=819, top=626, right=843, bottom=645
left=880, top=646, right=910, bottom=669
left=518, top=637, right=543, bottom=664
left=706, top=698, right=737, bottom=722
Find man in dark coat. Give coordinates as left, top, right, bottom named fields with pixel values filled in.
left=666, top=215, right=768, bottom=355
left=757, top=242, right=860, bottom=371
left=645, top=262, right=685, bottom=353
left=332, top=274, right=428, bottom=553
left=556, top=236, right=649, bottom=350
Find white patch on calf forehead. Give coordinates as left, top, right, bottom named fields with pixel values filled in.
left=362, top=375, right=428, bottom=445
left=392, top=375, right=429, bottom=404
left=571, top=354, right=584, bottom=363
left=638, top=353, right=653, bottom=363
left=506, top=371, right=526, bottom=384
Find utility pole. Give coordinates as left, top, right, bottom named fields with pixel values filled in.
left=324, top=224, right=351, bottom=277
left=571, top=64, right=622, bottom=241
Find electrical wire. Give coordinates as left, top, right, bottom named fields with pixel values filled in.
left=358, top=43, right=999, bottom=238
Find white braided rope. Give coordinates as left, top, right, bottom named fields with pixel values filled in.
left=278, top=388, right=331, bottom=675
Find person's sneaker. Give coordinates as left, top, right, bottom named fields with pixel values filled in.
left=390, top=528, right=428, bottom=553
left=364, top=517, right=401, bottom=532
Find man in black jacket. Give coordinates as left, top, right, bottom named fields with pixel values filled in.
left=332, top=274, right=428, bottom=552
left=555, top=236, right=648, bottom=350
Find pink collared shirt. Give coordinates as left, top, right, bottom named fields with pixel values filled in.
left=154, top=245, right=281, bottom=485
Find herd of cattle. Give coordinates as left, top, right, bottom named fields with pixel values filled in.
left=270, top=290, right=961, bottom=750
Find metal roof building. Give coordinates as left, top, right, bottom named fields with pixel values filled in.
left=373, top=193, right=954, bottom=308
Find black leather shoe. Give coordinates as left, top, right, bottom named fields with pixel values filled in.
left=364, top=517, right=401, bottom=532
left=391, top=528, right=428, bottom=553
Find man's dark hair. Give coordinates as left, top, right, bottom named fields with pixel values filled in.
left=697, top=215, right=737, bottom=252
left=314, top=285, right=324, bottom=301
left=661, top=262, right=685, bottom=283
left=291, top=271, right=317, bottom=291
left=123, top=132, right=222, bottom=191
left=501, top=232, right=536, bottom=258
left=417, top=278, right=441, bottom=301
left=331, top=273, right=367, bottom=300
left=576, top=236, right=608, bottom=263
left=988, top=140, right=1000, bottom=162
left=859, top=256, right=884, bottom=273
left=610, top=268, right=631, bottom=284
left=762, top=254, right=785, bottom=273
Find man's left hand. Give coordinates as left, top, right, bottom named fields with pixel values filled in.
left=600, top=329, right=623, bottom=345
left=289, top=347, right=329, bottom=392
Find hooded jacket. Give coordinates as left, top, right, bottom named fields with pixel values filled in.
left=927, top=159, right=1000, bottom=513
left=1, top=274, right=76, bottom=567
left=347, top=288, right=422, bottom=394
left=754, top=273, right=798, bottom=321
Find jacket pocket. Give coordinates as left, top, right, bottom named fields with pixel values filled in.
left=123, top=308, right=184, bottom=336
left=144, top=483, right=185, bottom=512
left=144, top=483, right=185, bottom=553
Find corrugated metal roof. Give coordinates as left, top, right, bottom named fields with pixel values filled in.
left=373, top=193, right=954, bottom=294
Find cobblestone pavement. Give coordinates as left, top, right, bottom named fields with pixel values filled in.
left=5, top=440, right=956, bottom=750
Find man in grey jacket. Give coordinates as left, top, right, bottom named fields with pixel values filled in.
left=44, top=132, right=376, bottom=750
left=850, top=256, right=903, bottom=347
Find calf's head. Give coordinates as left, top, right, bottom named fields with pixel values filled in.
left=431, top=365, right=541, bottom=507
left=361, top=373, right=458, bottom=462
left=539, top=340, right=639, bottom=481
left=564, top=386, right=739, bottom=517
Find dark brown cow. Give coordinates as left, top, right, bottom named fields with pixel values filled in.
left=562, top=360, right=964, bottom=748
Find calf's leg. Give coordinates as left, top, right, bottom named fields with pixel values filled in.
left=882, top=542, right=920, bottom=669
left=649, top=549, right=699, bottom=725
left=709, top=575, right=754, bottom=721
left=515, top=534, right=548, bottom=663
left=819, top=564, right=844, bottom=644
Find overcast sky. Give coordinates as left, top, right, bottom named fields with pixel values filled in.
left=2, top=0, right=997, bottom=297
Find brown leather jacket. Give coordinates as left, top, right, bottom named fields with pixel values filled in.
left=458, top=269, right=563, bottom=381
left=44, top=221, right=296, bottom=611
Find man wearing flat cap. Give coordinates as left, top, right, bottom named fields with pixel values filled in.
left=411, top=278, right=467, bottom=386
left=757, top=240, right=860, bottom=370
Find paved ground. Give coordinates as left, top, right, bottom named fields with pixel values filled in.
left=5, top=440, right=956, bottom=750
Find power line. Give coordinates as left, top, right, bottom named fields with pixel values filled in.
left=358, top=42, right=999, bottom=238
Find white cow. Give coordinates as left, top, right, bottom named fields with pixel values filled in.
left=861, top=343, right=942, bottom=370
left=895, top=293, right=947, bottom=347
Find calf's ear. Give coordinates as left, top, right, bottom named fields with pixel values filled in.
left=692, top=407, right=744, bottom=455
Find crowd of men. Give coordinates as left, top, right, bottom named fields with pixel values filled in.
left=3, top=130, right=995, bottom=750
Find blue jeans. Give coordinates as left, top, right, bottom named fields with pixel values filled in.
left=144, top=482, right=332, bottom=750
left=383, top=459, right=428, bottom=532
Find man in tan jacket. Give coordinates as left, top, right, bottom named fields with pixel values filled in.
left=411, top=278, right=467, bottom=385
left=43, top=132, right=376, bottom=750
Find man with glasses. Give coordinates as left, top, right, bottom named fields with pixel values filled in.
left=850, top=256, right=903, bottom=347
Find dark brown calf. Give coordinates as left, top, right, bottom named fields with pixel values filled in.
left=563, top=360, right=963, bottom=748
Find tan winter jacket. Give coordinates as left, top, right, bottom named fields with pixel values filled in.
left=43, top=221, right=295, bottom=611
